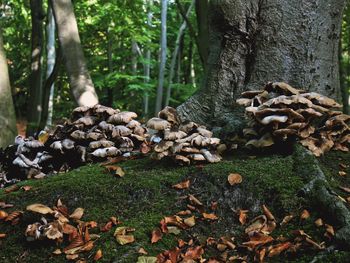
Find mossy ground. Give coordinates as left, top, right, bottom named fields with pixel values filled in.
left=0, top=150, right=349, bottom=262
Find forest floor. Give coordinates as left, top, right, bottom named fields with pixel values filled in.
left=0, top=149, right=349, bottom=263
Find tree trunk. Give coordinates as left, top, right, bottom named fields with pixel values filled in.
left=0, top=29, right=17, bottom=148
left=50, top=0, right=99, bottom=107
left=143, top=0, right=153, bottom=116
left=155, top=0, right=168, bottom=115
left=178, top=0, right=346, bottom=129
left=27, top=0, right=44, bottom=136
left=165, top=0, right=194, bottom=106
left=106, top=28, right=113, bottom=107
left=195, top=0, right=209, bottom=69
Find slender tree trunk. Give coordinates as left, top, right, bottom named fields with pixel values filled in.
left=27, top=0, right=44, bottom=136
left=106, top=28, right=113, bottom=107
left=50, top=0, right=99, bottom=107
left=195, top=0, right=209, bottom=69
left=131, top=40, right=138, bottom=75
left=178, top=0, right=346, bottom=128
left=165, top=0, right=194, bottom=106
left=184, top=40, right=193, bottom=84
left=155, top=0, right=167, bottom=115
left=177, top=38, right=182, bottom=84
left=0, top=29, right=17, bottom=147
left=339, top=25, right=349, bottom=114
left=143, top=0, right=153, bottom=116
left=45, top=5, right=56, bottom=128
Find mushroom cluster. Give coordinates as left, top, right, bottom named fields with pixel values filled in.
left=2, top=105, right=147, bottom=182
left=236, top=82, right=350, bottom=156
left=146, top=107, right=224, bottom=165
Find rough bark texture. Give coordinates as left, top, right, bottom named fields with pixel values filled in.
left=0, top=30, right=17, bottom=148
left=50, top=0, right=98, bottom=107
left=178, top=0, right=346, bottom=130
left=27, top=0, right=44, bottom=136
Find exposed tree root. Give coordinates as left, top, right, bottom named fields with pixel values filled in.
left=293, top=144, right=350, bottom=248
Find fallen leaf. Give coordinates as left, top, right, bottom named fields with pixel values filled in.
left=52, top=249, right=62, bottom=255
left=66, top=254, right=79, bottom=260
left=172, top=180, right=190, bottom=190
left=5, top=184, right=19, bottom=193
left=0, top=210, right=8, bottom=219
left=339, top=186, right=350, bottom=193
left=315, top=218, right=323, bottom=227
left=292, top=229, right=312, bottom=239
left=203, top=213, right=219, bottom=220
left=26, top=203, right=53, bottom=215
left=211, top=201, right=218, bottom=210
left=245, top=215, right=267, bottom=234
left=110, top=216, right=121, bottom=225
left=184, top=216, right=196, bottom=227
left=0, top=233, right=6, bottom=238
left=300, top=209, right=310, bottom=220
left=178, top=239, right=186, bottom=247
left=105, top=165, right=125, bottom=177
left=64, top=235, right=85, bottom=253
left=137, top=256, right=157, bottom=263
left=116, top=235, right=135, bottom=245
left=238, top=210, right=248, bottom=225
left=280, top=215, right=293, bottom=226
left=94, top=249, right=103, bottom=261
left=69, top=208, right=84, bottom=220
left=339, top=163, right=348, bottom=170
left=305, top=237, right=325, bottom=250
left=114, top=226, right=135, bottom=236
left=183, top=246, right=204, bottom=260
left=242, top=233, right=274, bottom=250
left=325, top=224, right=335, bottom=238
left=268, top=242, right=292, bottom=257
left=228, top=173, right=242, bottom=186
left=100, top=221, right=113, bottom=232
left=0, top=202, right=14, bottom=209
left=262, top=205, right=275, bottom=221
left=257, top=248, right=266, bottom=263
left=151, top=228, right=162, bottom=244
left=188, top=194, right=203, bottom=206
left=339, top=171, right=347, bottom=176
left=5, top=211, right=23, bottom=223
left=21, top=186, right=32, bottom=191
left=167, top=226, right=181, bottom=235
left=176, top=210, right=191, bottom=216
left=138, top=247, right=148, bottom=255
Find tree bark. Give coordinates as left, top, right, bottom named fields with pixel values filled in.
left=178, top=0, right=346, bottom=129
left=155, top=0, right=168, bottom=115
left=50, top=0, right=99, bottom=107
left=0, top=29, right=17, bottom=148
left=195, top=0, right=209, bottom=68
left=27, top=0, right=44, bottom=136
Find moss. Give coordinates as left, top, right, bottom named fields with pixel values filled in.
left=0, top=151, right=348, bottom=262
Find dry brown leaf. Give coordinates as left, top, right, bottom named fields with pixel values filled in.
left=66, top=254, right=79, bottom=260
left=325, top=224, right=335, bottom=237
left=203, top=213, right=219, bottom=220
left=176, top=210, right=191, bottom=216
left=188, top=194, right=203, bottom=206
left=228, top=173, right=242, bottom=186
left=305, top=237, right=325, bottom=250
left=339, top=171, right=347, bottom=176
left=242, top=233, right=274, bottom=250
left=315, top=218, right=323, bottom=227
left=183, top=246, right=204, bottom=260
left=81, top=241, right=94, bottom=252
left=69, top=208, right=84, bottom=220
left=26, top=204, right=53, bottom=215
left=64, top=235, right=85, bottom=253
left=52, top=249, right=62, bottom=255
left=262, top=205, right=275, bottom=221
left=151, top=228, right=162, bottom=244
left=5, top=211, right=23, bottom=223
left=5, top=184, right=19, bottom=193
left=257, top=248, right=266, bottom=263
left=211, top=201, right=218, bottom=210
left=300, top=209, right=310, bottom=220
left=184, top=216, right=196, bottom=227
left=178, top=239, right=186, bottom=248
left=94, top=249, right=103, bottom=261
left=281, top=215, right=294, bottom=226
left=245, top=215, right=267, bottom=234
left=0, top=233, right=6, bottom=238
left=0, top=202, right=14, bottom=209
left=216, top=243, right=227, bottom=251
left=21, top=186, right=32, bottom=191
left=0, top=210, right=8, bottom=220
left=238, top=210, right=248, bottom=225
left=268, top=242, right=292, bottom=257
left=138, top=247, right=148, bottom=255
left=116, top=235, right=135, bottom=245
left=339, top=186, right=350, bottom=193
left=100, top=221, right=113, bottom=232
left=105, top=165, right=125, bottom=177
left=172, top=180, right=190, bottom=190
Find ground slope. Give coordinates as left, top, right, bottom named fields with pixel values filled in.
left=0, top=150, right=349, bottom=262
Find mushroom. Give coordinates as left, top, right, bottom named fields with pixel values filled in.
left=91, top=147, right=121, bottom=158
left=62, top=139, right=75, bottom=150
left=98, top=121, right=114, bottom=132
left=200, top=149, right=222, bottom=163
left=76, top=146, right=87, bottom=163
left=164, top=129, right=187, bottom=140
left=158, top=106, right=180, bottom=124
left=174, top=155, right=190, bottom=165
left=197, top=127, right=213, bottom=138
left=179, top=121, right=198, bottom=133
left=89, top=140, right=115, bottom=149
left=146, top=118, right=171, bottom=131
left=70, top=130, right=86, bottom=140
left=300, top=92, right=341, bottom=108
left=246, top=133, right=275, bottom=148
left=93, top=104, right=118, bottom=116
left=73, top=116, right=96, bottom=126
left=108, top=112, right=137, bottom=124
left=112, top=126, right=132, bottom=137
left=50, top=141, right=63, bottom=153
left=264, top=82, right=302, bottom=95
left=86, top=132, right=105, bottom=141
left=154, top=141, right=174, bottom=153
left=126, top=120, right=141, bottom=129
left=188, top=154, right=206, bottom=162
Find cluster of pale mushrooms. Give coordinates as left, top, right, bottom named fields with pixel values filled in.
left=236, top=82, right=350, bottom=156
left=1, top=105, right=147, bottom=182
left=146, top=107, right=224, bottom=165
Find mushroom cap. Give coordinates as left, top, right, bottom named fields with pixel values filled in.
left=89, top=140, right=115, bottom=149
left=117, top=137, right=134, bottom=148
left=72, top=106, right=91, bottom=113
left=23, top=140, right=44, bottom=149
left=93, top=104, right=119, bottom=115
left=70, top=130, right=86, bottom=140
left=174, top=155, right=190, bottom=165
left=262, top=95, right=313, bottom=108
left=98, top=121, right=115, bottom=132
left=236, top=98, right=252, bottom=107
left=273, top=129, right=297, bottom=140
left=86, top=132, right=104, bottom=141
left=300, top=92, right=341, bottom=108
left=62, top=139, right=75, bottom=150
left=181, top=147, right=201, bottom=153
left=197, top=127, right=213, bottom=138
left=260, top=115, right=289, bottom=125
left=91, top=147, right=121, bottom=158
left=154, top=140, right=174, bottom=152
left=264, top=82, right=303, bottom=95
left=158, top=106, right=180, bottom=124
left=296, top=108, right=323, bottom=118
left=246, top=133, right=274, bottom=148
left=240, top=90, right=265, bottom=98
left=112, top=126, right=132, bottom=137
left=179, top=121, right=198, bottom=133
left=255, top=108, right=305, bottom=122
left=73, top=116, right=96, bottom=126
left=146, top=117, right=171, bottom=131
left=164, top=129, right=187, bottom=140
left=126, top=120, right=141, bottom=129
left=200, top=149, right=222, bottom=163
left=133, top=125, right=146, bottom=136
left=108, top=112, right=137, bottom=124
left=188, top=153, right=206, bottom=161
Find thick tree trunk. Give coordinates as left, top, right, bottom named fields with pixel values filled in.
left=0, top=30, right=17, bottom=148
left=155, top=0, right=168, bottom=115
left=50, top=0, right=98, bottom=107
left=27, top=0, right=44, bottom=136
left=178, top=0, right=346, bottom=129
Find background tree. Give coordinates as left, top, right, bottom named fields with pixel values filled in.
left=0, top=29, right=16, bottom=147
